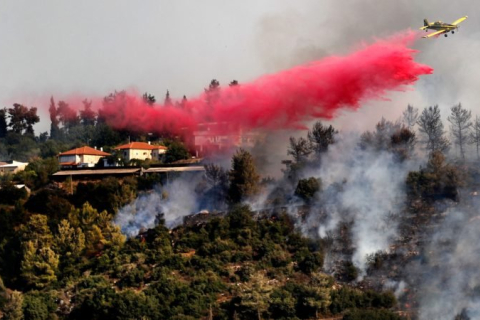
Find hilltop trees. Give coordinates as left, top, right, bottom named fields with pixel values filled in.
left=295, top=177, right=322, bottom=203
left=0, top=108, right=7, bottom=138
left=20, top=215, right=59, bottom=289
left=307, top=121, right=337, bottom=156
left=402, top=104, right=419, bottom=130
left=164, top=140, right=190, bottom=163
left=448, top=103, right=472, bottom=160
left=471, top=116, right=480, bottom=160
left=417, top=105, right=450, bottom=154
left=360, top=118, right=416, bottom=161
left=229, top=149, right=260, bottom=203
left=406, top=150, right=460, bottom=201
left=6, top=104, right=40, bottom=136
left=204, top=163, right=229, bottom=209
left=288, top=137, right=311, bottom=164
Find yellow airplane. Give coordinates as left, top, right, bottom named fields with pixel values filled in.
left=420, top=16, right=468, bottom=38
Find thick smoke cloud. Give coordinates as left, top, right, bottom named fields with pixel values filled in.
left=115, top=175, right=203, bottom=236
left=410, top=198, right=480, bottom=320
left=298, top=133, right=419, bottom=275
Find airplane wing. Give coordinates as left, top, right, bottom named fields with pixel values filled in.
left=422, top=29, right=446, bottom=38
left=451, top=16, right=468, bottom=25
left=419, top=26, right=428, bottom=30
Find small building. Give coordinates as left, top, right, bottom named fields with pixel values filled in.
left=0, top=160, right=29, bottom=175
left=58, top=146, right=110, bottom=169
left=113, top=142, right=167, bottom=162
left=186, top=122, right=262, bottom=157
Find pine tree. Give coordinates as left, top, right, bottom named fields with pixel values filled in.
left=417, top=105, right=450, bottom=153
left=470, top=116, right=480, bottom=160
left=80, top=99, right=96, bottom=126
left=2, top=290, right=24, bottom=320
left=448, top=103, right=472, bottom=160
left=307, top=121, right=337, bottom=156
left=0, top=108, right=7, bottom=138
left=228, top=149, right=260, bottom=203
left=287, top=137, right=312, bottom=163
left=49, top=97, right=61, bottom=140
left=402, top=104, right=419, bottom=130
left=20, top=215, right=59, bottom=288
left=164, top=90, right=172, bottom=106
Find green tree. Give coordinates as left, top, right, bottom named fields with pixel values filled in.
left=304, top=272, right=332, bottom=318
left=471, top=116, right=480, bottom=160
left=294, top=177, right=321, bottom=203
left=448, top=103, right=472, bottom=160
left=235, top=272, right=274, bottom=320
left=267, top=289, right=296, bottom=320
left=57, top=101, right=80, bottom=131
left=48, top=97, right=61, bottom=140
left=164, top=140, right=190, bottom=163
left=55, top=220, right=85, bottom=258
left=0, top=108, right=8, bottom=138
left=22, top=157, right=59, bottom=189
left=228, top=149, right=260, bottom=203
left=7, top=104, right=40, bottom=136
left=2, top=290, right=24, bottom=320
left=79, top=99, right=96, bottom=126
left=22, top=291, right=56, bottom=320
left=204, top=163, right=229, bottom=208
left=402, top=104, right=419, bottom=130
left=143, top=92, right=156, bottom=106
left=307, top=121, right=337, bottom=156
left=417, top=105, right=450, bottom=153
left=20, top=215, right=59, bottom=288
left=68, top=203, right=125, bottom=255
left=287, top=137, right=311, bottom=164
left=164, top=90, right=172, bottom=106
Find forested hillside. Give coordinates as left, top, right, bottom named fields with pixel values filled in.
left=1, top=95, right=479, bottom=319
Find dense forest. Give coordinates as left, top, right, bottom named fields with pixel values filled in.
left=1, top=89, right=480, bottom=319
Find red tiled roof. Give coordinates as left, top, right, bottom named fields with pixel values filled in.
left=114, top=142, right=167, bottom=150
left=59, top=146, right=111, bottom=156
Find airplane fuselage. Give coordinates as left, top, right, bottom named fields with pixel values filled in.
left=426, top=22, right=456, bottom=31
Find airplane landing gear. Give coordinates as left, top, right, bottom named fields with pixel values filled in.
left=452, top=30, right=455, bottom=34
left=445, top=34, right=448, bottom=37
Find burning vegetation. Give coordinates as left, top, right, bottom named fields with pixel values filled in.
left=1, top=31, right=479, bottom=320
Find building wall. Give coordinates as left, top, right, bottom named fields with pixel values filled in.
left=122, top=149, right=152, bottom=162
left=59, top=155, right=80, bottom=164
left=79, top=155, right=104, bottom=167
left=151, top=149, right=166, bottom=160
left=0, top=161, right=28, bottom=175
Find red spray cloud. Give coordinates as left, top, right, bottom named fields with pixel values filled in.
left=93, top=31, right=433, bottom=135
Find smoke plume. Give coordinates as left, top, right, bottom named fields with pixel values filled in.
left=115, top=175, right=203, bottom=237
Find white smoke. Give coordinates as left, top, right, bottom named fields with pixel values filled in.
left=115, top=175, right=203, bottom=237
left=415, top=200, right=480, bottom=320
left=304, top=133, right=419, bottom=275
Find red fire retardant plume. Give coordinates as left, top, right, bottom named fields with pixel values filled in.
left=99, top=31, right=432, bottom=135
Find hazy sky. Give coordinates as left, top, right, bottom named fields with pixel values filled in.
left=0, top=0, right=479, bottom=133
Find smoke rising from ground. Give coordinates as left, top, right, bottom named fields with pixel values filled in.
left=115, top=175, right=203, bottom=236
left=409, top=198, right=480, bottom=320
left=298, top=133, right=419, bottom=274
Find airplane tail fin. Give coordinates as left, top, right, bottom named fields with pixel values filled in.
left=424, top=19, right=429, bottom=26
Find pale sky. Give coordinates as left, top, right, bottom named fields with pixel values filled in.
left=1, top=0, right=479, bottom=133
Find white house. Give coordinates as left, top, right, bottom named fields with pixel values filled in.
left=113, top=142, right=167, bottom=162
left=0, top=160, right=29, bottom=175
left=58, top=146, right=110, bottom=168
